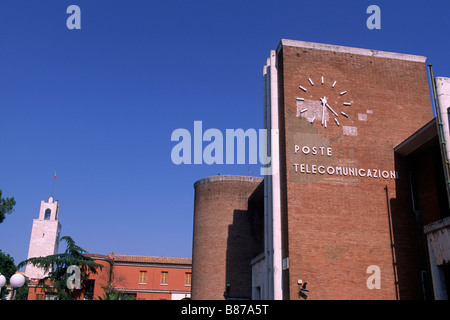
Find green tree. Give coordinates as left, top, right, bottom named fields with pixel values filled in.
left=18, top=236, right=103, bottom=300
left=97, top=286, right=136, bottom=300
left=0, top=190, right=16, bottom=224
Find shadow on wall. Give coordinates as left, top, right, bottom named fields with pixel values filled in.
left=389, top=148, right=448, bottom=300
left=224, top=190, right=264, bottom=300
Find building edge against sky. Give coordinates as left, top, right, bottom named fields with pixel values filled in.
left=18, top=39, right=450, bottom=300
left=191, top=39, right=450, bottom=300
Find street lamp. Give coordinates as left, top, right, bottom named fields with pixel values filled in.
left=0, top=273, right=26, bottom=300
left=0, top=274, right=6, bottom=297
left=10, top=274, right=25, bottom=300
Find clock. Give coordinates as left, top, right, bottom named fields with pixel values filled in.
left=295, top=76, right=352, bottom=130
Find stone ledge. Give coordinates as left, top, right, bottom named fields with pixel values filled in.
left=193, top=175, right=263, bottom=189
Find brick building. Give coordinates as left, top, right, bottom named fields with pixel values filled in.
left=27, top=253, right=192, bottom=300
left=23, top=197, right=192, bottom=300
left=191, top=175, right=263, bottom=300
left=191, top=40, right=450, bottom=300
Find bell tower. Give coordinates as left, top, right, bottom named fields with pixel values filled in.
left=25, top=197, right=62, bottom=280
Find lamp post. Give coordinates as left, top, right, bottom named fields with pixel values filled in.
left=0, top=273, right=26, bottom=300
left=0, top=274, right=6, bottom=297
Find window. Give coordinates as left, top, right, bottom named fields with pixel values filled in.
left=139, top=271, right=147, bottom=284
left=36, top=294, right=44, bottom=300
left=44, top=209, right=51, bottom=220
left=160, top=271, right=168, bottom=285
left=84, top=280, right=95, bottom=300
left=185, top=272, right=191, bottom=286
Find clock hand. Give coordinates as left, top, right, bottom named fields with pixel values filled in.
left=322, top=102, right=325, bottom=126
left=325, top=103, right=338, bottom=117
left=320, top=97, right=326, bottom=126
left=322, top=104, right=325, bottom=126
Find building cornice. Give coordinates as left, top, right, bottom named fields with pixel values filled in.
left=113, top=262, right=191, bottom=269
left=277, top=39, right=427, bottom=63
left=194, top=175, right=263, bottom=189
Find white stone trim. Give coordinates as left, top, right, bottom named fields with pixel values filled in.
left=277, top=39, right=427, bottom=63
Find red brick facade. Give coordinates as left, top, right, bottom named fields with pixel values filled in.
left=26, top=254, right=192, bottom=300
left=190, top=40, right=444, bottom=300
left=191, top=176, right=263, bottom=300
left=277, top=41, right=433, bottom=299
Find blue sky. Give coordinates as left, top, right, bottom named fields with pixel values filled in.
left=1, top=0, right=449, bottom=266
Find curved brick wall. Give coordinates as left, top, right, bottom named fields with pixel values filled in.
left=191, top=175, right=263, bottom=300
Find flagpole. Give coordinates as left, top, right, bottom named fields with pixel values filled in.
left=51, top=169, right=56, bottom=198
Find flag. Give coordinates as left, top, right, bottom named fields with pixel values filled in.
left=54, top=170, right=57, bottom=180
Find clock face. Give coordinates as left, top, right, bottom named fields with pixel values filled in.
left=295, top=76, right=354, bottom=132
